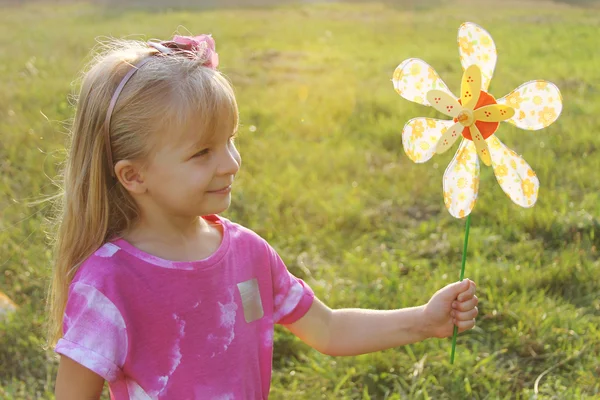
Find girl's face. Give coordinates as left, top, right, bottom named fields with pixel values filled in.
left=141, top=113, right=241, bottom=218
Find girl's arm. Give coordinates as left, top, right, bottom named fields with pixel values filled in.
left=55, top=355, right=105, bottom=400
left=286, top=279, right=478, bottom=356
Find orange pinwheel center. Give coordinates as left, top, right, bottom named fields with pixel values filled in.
left=455, top=90, right=499, bottom=140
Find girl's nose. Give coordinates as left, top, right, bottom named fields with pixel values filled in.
left=218, top=143, right=241, bottom=176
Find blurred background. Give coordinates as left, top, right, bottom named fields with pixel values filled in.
left=1, top=0, right=599, bottom=398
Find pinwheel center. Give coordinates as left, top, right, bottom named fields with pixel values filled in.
left=455, top=90, right=499, bottom=140
left=457, top=109, right=474, bottom=127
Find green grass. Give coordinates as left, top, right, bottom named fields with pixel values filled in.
left=1, top=0, right=599, bottom=398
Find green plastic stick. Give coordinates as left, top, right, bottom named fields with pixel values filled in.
left=450, top=213, right=472, bottom=364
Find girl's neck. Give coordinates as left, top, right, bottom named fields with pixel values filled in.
left=124, top=212, right=215, bottom=246
left=120, top=214, right=223, bottom=263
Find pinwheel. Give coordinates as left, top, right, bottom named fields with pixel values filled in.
left=392, top=22, right=562, bottom=363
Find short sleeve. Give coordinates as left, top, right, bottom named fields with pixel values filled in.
left=268, top=245, right=315, bottom=325
left=54, top=282, right=128, bottom=382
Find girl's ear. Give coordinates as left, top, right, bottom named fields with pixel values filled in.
left=114, top=159, right=147, bottom=194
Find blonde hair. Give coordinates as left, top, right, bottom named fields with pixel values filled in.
left=46, top=37, right=239, bottom=347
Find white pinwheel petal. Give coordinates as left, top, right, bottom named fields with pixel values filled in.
left=488, top=135, right=539, bottom=207
left=496, top=80, right=562, bottom=130
left=443, top=139, right=480, bottom=218
left=402, top=118, right=455, bottom=163
left=458, top=22, right=497, bottom=91
left=393, top=58, right=456, bottom=106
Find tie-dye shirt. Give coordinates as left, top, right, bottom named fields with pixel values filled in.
left=54, top=215, right=315, bottom=399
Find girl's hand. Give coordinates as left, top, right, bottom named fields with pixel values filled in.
left=422, top=279, right=478, bottom=339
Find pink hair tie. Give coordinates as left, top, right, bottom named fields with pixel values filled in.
left=148, top=35, right=219, bottom=69
left=103, top=35, right=219, bottom=177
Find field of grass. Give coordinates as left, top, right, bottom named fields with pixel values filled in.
left=1, top=0, right=599, bottom=398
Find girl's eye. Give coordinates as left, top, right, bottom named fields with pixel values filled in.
left=193, top=149, right=210, bottom=158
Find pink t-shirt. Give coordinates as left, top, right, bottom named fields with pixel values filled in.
left=54, top=215, right=315, bottom=399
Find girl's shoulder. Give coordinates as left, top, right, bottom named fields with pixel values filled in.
left=216, top=215, right=271, bottom=249
left=70, top=241, right=135, bottom=291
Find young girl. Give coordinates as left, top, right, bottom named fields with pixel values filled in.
left=48, top=33, right=478, bottom=400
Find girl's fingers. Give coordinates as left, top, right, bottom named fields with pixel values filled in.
left=457, top=281, right=476, bottom=302
left=453, top=295, right=478, bottom=311
left=453, top=307, right=478, bottom=321
left=455, top=318, right=476, bottom=332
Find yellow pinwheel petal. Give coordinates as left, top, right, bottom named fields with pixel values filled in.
left=426, top=90, right=462, bottom=118
left=402, top=118, right=455, bottom=163
left=496, top=80, right=562, bottom=130
left=461, top=64, right=482, bottom=110
left=473, top=104, right=515, bottom=122
left=393, top=58, right=455, bottom=106
left=488, top=135, right=539, bottom=207
left=457, top=22, right=497, bottom=91
left=470, top=124, right=492, bottom=166
left=435, top=122, right=463, bottom=155
left=443, top=139, right=480, bottom=219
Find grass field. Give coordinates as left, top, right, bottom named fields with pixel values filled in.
left=1, top=0, right=599, bottom=398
